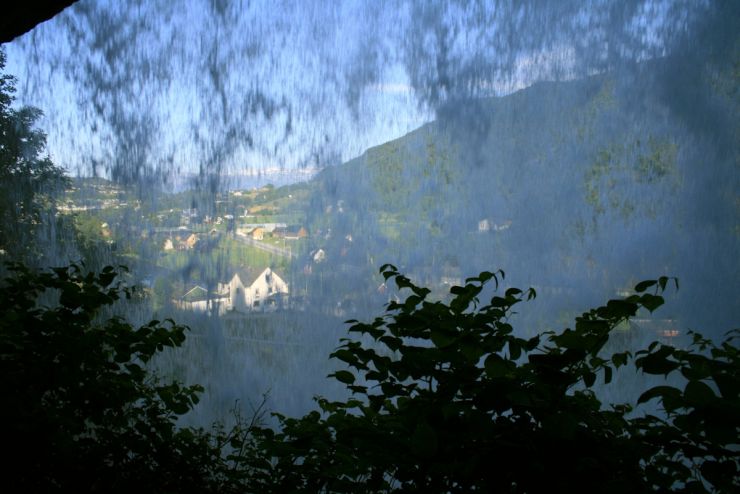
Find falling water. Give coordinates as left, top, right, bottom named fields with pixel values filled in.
left=3, top=0, right=738, bottom=423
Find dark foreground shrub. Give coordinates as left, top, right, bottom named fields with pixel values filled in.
left=240, top=265, right=739, bottom=493
left=1, top=263, right=737, bottom=493
left=0, top=263, right=236, bottom=493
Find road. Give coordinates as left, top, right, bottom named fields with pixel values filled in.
left=235, top=234, right=296, bottom=258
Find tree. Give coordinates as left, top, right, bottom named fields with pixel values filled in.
left=0, top=47, right=66, bottom=261
left=239, top=265, right=738, bottom=493
left=2, top=261, right=736, bottom=492
left=0, top=262, right=242, bottom=493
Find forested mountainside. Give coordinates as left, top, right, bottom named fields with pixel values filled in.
left=304, top=52, right=739, bottom=333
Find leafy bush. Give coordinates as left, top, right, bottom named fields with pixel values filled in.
left=240, top=265, right=738, bottom=493
left=0, top=262, right=237, bottom=493
left=1, top=262, right=737, bottom=492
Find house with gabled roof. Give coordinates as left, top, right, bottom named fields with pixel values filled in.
left=219, top=267, right=289, bottom=312
left=275, top=225, right=308, bottom=240
left=175, top=267, right=289, bottom=315
left=174, top=285, right=228, bottom=314
left=285, top=226, right=307, bottom=240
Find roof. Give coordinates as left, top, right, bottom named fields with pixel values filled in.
left=231, top=267, right=285, bottom=287
left=181, top=285, right=208, bottom=302
left=285, top=225, right=307, bottom=236
left=231, top=267, right=260, bottom=287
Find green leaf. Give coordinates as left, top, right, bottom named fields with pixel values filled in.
left=603, top=299, right=640, bottom=319
left=637, top=385, right=681, bottom=405
left=379, top=264, right=397, bottom=278
left=484, top=354, right=508, bottom=378
left=477, top=271, right=495, bottom=284
left=508, top=339, right=521, bottom=360
left=583, top=371, right=596, bottom=387
left=640, top=293, right=664, bottom=313
left=603, top=366, right=613, bottom=384
left=430, top=329, right=456, bottom=348
left=554, top=328, right=589, bottom=350
left=524, top=335, right=540, bottom=351
left=657, top=276, right=679, bottom=291
left=330, top=349, right=358, bottom=365
left=683, top=380, right=716, bottom=405
left=379, top=335, right=403, bottom=351
left=634, top=280, right=656, bottom=293
left=404, top=294, right=423, bottom=309
left=636, top=347, right=679, bottom=375
left=611, top=351, right=630, bottom=368
left=450, top=285, right=468, bottom=295
left=331, top=370, right=356, bottom=385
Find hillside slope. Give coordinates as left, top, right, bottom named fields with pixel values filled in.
left=302, top=53, right=738, bottom=332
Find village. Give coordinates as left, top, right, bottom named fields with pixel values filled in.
left=58, top=179, right=313, bottom=315
left=174, top=267, right=290, bottom=315
left=57, top=178, right=683, bottom=342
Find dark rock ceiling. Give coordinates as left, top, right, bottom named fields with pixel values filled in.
left=1, top=1, right=78, bottom=44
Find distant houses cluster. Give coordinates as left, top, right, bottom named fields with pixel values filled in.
left=174, top=267, right=289, bottom=315
left=236, top=223, right=307, bottom=241
left=59, top=182, right=137, bottom=212
left=162, top=233, right=203, bottom=251
left=477, top=218, right=512, bottom=233
left=160, top=223, right=309, bottom=252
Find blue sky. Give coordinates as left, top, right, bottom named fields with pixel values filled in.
left=5, top=0, right=430, bottom=181
left=4, top=0, right=695, bottom=183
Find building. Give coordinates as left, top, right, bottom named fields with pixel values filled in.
left=175, top=267, right=289, bottom=315
left=275, top=225, right=308, bottom=240
left=219, top=267, right=289, bottom=311
left=478, top=218, right=512, bottom=233
left=252, top=227, right=265, bottom=240
left=175, top=285, right=211, bottom=312
left=312, top=248, right=326, bottom=263
left=185, top=233, right=199, bottom=249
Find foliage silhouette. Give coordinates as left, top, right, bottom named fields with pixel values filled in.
left=238, top=265, right=738, bottom=493
left=0, top=262, right=257, bottom=493
left=1, top=262, right=737, bottom=492
left=0, top=48, right=66, bottom=262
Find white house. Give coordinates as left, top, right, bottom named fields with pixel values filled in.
left=478, top=218, right=512, bottom=233
left=219, top=267, right=289, bottom=312
left=312, top=249, right=326, bottom=263
left=175, top=268, right=289, bottom=315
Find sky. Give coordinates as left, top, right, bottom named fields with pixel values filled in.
left=4, top=0, right=701, bottom=187
left=5, top=0, right=429, bottom=184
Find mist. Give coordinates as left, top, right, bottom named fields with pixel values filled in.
left=2, top=0, right=738, bottom=423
